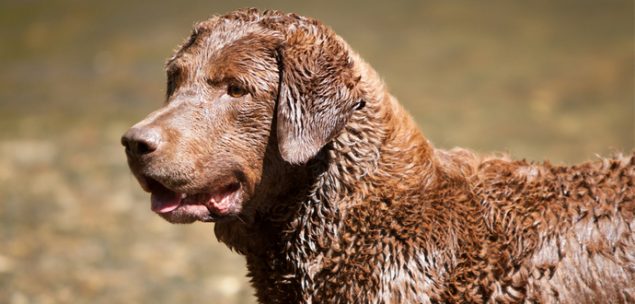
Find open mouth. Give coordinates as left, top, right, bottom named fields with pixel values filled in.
left=141, top=176, right=242, bottom=219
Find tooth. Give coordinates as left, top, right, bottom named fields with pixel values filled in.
left=181, top=193, right=187, bottom=199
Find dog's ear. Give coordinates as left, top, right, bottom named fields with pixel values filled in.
left=275, top=25, right=363, bottom=164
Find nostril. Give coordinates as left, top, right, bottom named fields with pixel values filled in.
left=122, top=127, right=162, bottom=156
left=135, top=139, right=156, bottom=154
left=121, top=135, right=131, bottom=150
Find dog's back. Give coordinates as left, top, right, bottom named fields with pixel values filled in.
left=465, top=154, right=635, bottom=303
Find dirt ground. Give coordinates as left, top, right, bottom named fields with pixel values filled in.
left=0, top=1, right=632, bottom=303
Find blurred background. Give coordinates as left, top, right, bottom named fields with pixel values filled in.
left=0, top=0, right=632, bottom=303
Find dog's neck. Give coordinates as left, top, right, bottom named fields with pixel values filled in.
left=259, top=67, right=446, bottom=300
left=335, top=54, right=438, bottom=200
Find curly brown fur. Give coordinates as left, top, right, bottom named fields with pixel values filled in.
left=122, top=9, right=635, bottom=303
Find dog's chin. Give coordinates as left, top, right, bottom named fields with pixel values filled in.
left=137, top=174, right=245, bottom=223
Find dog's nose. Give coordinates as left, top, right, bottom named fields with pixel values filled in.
left=121, top=127, right=162, bottom=157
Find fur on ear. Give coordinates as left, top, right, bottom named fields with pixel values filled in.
left=275, top=23, right=363, bottom=164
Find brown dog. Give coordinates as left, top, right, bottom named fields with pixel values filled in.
left=122, top=9, right=635, bottom=303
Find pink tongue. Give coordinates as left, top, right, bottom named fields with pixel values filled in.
left=150, top=187, right=182, bottom=213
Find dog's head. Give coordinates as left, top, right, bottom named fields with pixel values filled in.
left=122, top=9, right=364, bottom=223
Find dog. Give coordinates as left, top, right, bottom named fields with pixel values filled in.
left=122, top=9, right=635, bottom=303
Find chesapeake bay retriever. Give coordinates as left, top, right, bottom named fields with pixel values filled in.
left=121, top=9, right=635, bottom=303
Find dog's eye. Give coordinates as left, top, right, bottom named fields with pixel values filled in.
left=227, top=84, right=248, bottom=98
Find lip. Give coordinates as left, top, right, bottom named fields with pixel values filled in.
left=139, top=175, right=242, bottom=220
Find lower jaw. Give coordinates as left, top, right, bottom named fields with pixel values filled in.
left=198, top=214, right=234, bottom=223
left=158, top=203, right=238, bottom=223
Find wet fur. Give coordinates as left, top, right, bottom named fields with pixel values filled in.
left=134, top=9, right=634, bottom=303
